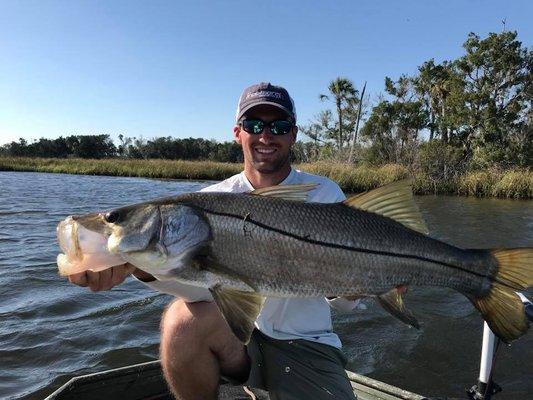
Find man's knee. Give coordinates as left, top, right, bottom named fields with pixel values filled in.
left=160, top=298, right=249, bottom=378
left=161, top=299, right=220, bottom=345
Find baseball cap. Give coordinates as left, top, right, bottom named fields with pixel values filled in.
left=235, top=82, right=297, bottom=123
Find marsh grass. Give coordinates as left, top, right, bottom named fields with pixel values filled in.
left=299, top=162, right=409, bottom=193
left=0, top=157, right=242, bottom=181
left=1, top=157, right=531, bottom=199
left=454, top=169, right=533, bottom=199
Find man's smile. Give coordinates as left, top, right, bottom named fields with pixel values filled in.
left=254, top=146, right=277, bottom=155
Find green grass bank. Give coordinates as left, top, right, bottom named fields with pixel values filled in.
left=1, top=157, right=531, bottom=199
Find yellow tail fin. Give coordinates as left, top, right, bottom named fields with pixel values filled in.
left=473, top=248, right=533, bottom=343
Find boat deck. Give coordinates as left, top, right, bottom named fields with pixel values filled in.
left=44, top=360, right=426, bottom=400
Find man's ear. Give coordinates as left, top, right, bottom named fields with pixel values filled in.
left=233, top=125, right=242, bottom=144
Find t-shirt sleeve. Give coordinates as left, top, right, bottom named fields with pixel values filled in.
left=329, top=181, right=346, bottom=202
left=326, top=296, right=361, bottom=314
left=309, top=178, right=346, bottom=203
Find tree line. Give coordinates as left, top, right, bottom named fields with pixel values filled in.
left=299, top=30, right=532, bottom=174
left=0, top=134, right=244, bottom=163
left=1, top=31, right=531, bottom=175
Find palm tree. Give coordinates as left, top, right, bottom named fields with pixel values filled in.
left=320, top=78, right=358, bottom=151
left=348, top=81, right=366, bottom=163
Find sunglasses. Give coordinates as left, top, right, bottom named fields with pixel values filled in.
left=241, top=119, right=294, bottom=136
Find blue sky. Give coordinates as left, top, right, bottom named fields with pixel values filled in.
left=0, top=0, right=531, bottom=145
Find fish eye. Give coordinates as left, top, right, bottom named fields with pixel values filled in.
left=104, top=211, right=120, bottom=224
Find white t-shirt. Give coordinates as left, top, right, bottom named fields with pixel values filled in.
left=143, top=168, right=347, bottom=348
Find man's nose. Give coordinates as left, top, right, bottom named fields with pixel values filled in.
left=258, top=127, right=275, bottom=142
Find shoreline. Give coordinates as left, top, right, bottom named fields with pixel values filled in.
left=1, top=157, right=531, bottom=199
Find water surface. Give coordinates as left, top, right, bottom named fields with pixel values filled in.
left=0, top=171, right=531, bottom=399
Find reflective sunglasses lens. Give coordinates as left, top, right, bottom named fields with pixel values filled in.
left=242, top=119, right=264, bottom=134
left=270, top=120, right=293, bottom=135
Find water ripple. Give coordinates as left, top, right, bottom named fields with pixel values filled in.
left=1, top=171, right=532, bottom=400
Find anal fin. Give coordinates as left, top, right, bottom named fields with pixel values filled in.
left=377, top=287, right=420, bottom=329
left=209, top=285, right=265, bottom=344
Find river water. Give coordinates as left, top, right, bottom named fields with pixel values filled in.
left=0, top=171, right=531, bottom=399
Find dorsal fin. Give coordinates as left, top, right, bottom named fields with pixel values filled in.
left=344, top=180, right=428, bottom=234
left=251, top=184, right=317, bottom=201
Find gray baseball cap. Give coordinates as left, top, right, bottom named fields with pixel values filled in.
left=235, top=82, right=297, bottom=123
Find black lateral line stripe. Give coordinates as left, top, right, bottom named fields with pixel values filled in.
left=193, top=206, right=494, bottom=281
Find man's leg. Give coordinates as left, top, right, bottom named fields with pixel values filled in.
left=253, top=331, right=357, bottom=400
left=160, top=299, right=250, bottom=400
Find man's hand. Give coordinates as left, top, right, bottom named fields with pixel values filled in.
left=68, top=263, right=142, bottom=292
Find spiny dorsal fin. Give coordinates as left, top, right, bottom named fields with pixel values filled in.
left=376, top=287, right=420, bottom=329
left=209, top=285, right=265, bottom=344
left=251, top=184, right=317, bottom=201
left=344, top=179, right=428, bottom=234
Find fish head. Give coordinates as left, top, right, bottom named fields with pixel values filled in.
left=57, top=201, right=211, bottom=278
left=56, top=202, right=160, bottom=276
left=102, top=203, right=162, bottom=254
left=103, top=202, right=212, bottom=276
left=57, top=211, right=119, bottom=276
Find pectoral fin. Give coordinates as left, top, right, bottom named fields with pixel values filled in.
left=376, top=287, right=419, bottom=329
left=193, top=253, right=258, bottom=292
left=209, top=285, right=266, bottom=344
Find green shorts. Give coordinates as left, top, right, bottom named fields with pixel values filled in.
left=245, top=330, right=357, bottom=400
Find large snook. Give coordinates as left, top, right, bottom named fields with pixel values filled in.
left=56, top=181, right=533, bottom=344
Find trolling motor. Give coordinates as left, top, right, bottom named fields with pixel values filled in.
left=467, top=293, right=533, bottom=400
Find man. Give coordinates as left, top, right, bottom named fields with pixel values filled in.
left=69, top=82, right=358, bottom=400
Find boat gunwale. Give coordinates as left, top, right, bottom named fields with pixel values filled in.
left=44, top=360, right=426, bottom=400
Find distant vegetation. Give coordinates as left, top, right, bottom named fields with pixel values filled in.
left=299, top=31, right=531, bottom=171
left=0, top=134, right=244, bottom=163
left=1, top=157, right=531, bottom=199
left=1, top=31, right=531, bottom=198
left=0, top=157, right=241, bottom=181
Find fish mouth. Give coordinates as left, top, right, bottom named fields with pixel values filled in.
left=57, top=217, right=83, bottom=261
left=56, top=215, right=125, bottom=276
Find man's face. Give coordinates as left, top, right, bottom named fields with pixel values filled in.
left=234, top=105, right=297, bottom=174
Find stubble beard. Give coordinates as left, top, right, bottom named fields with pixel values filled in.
left=249, top=150, right=291, bottom=174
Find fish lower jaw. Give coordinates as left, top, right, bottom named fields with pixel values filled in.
left=57, top=253, right=82, bottom=276
left=56, top=253, right=125, bottom=276
left=122, top=252, right=169, bottom=274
